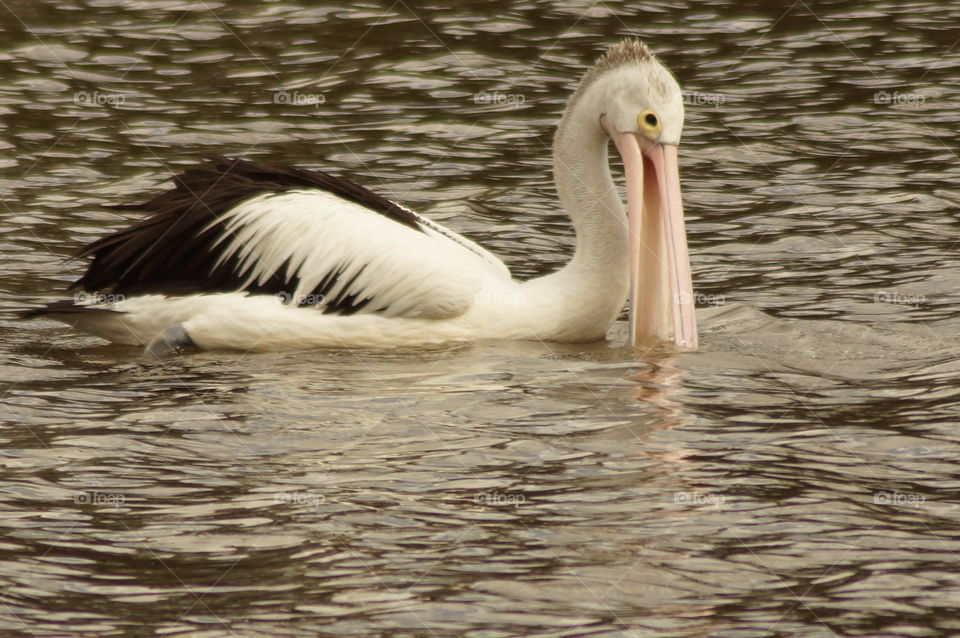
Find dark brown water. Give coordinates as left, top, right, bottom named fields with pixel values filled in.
left=2, top=1, right=960, bottom=636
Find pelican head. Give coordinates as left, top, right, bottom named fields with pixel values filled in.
left=570, top=40, right=697, bottom=350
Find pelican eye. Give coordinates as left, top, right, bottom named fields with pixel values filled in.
left=638, top=109, right=661, bottom=136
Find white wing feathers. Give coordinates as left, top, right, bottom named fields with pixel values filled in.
left=208, top=189, right=510, bottom=319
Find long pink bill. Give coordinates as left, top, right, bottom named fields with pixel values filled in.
left=613, top=134, right=698, bottom=350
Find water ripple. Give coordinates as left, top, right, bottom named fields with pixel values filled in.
left=1, top=1, right=960, bottom=636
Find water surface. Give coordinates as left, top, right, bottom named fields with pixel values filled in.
left=2, top=1, right=960, bottom=636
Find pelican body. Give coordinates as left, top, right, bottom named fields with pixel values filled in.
left=24, top=40, right=697, bottom=354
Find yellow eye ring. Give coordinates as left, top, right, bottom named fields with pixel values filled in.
left=638, top=109, right=661, bottom=136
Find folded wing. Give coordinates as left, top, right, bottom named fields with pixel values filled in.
left=69, top=157, right=510, bottom=319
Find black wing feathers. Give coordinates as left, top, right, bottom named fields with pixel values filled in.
left=67, top=156, right=424, bottom=315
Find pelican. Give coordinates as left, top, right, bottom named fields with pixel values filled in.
left=23, top=40, right=698, bottom=354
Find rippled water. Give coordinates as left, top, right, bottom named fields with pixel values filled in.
left=2, top=1, right=960, bottom=636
